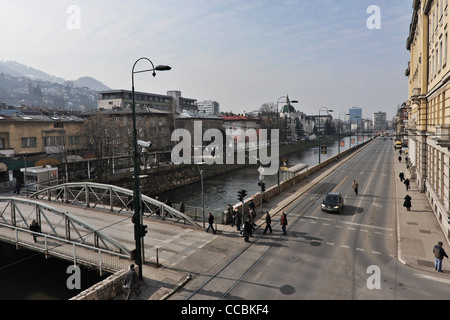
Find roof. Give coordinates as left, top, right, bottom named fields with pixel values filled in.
left=221, top=114, right=257, bottom=121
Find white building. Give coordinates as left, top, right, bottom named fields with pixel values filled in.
left=195, top=100, right=220, bottom=115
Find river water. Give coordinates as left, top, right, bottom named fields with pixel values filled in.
left=158, top=136, right=368, bottom=212
left=0, top=135, right=367, bottom=299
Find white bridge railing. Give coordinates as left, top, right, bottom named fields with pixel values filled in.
left=0, top=222, right=130, bottom=275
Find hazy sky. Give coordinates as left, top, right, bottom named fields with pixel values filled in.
left=0, top=0, right=412, bottom=119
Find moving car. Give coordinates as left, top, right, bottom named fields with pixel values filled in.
left=321, top=193, right=344, bottom=213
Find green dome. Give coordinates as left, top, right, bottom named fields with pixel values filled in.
left=280, top=103, right=296, bottom=114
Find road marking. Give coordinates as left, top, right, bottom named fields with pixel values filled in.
left=341, top=245, right=350, bottom=248
left=356, top=248, right=365, bottom=252
left=326, top=242, right=335, bottom=246
left=371, top=250, right=381, bottom=255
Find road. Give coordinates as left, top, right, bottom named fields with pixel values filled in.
left=183, top=138, right=450, bottom=300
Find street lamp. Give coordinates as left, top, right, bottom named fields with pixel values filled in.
left=276, top=96, right=298, bottom=191
left=338, top=112, right=349, bottom=157
left=131, top=57, right=171, bottom=280
left=318, top=107, right=333, bottom=164
left=196, top=162, right=206, bottom=228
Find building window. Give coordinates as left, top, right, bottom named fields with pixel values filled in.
left=54, top=122, right=64, bottom=128
left=22, top=137, right=37, bottom=148
left=445, top=32, right=448, bottom=67
left=0, top=138, right=4, bottom=149
left=44, top=136, right=64, bottom=147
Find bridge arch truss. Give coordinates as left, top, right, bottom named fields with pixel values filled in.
left=29, top=182, right=201, bottom=228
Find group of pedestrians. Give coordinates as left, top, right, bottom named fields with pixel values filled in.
left=397, top=153, right=412, bottom=211
left=225, top=201, right=289, bottom=242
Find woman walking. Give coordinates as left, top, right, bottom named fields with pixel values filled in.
left=403, top=194, right=412, bottom=211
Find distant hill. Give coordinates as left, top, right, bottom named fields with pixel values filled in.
left=73, top=76, right=110, bottom=91
left=0, top=61, right=110, bottom=91
left=0, top=61, right=66, bottom=84
left=0, top=61, right=111, bottom=111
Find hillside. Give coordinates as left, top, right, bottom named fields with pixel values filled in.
left=0, top=61, right=111, bottom=111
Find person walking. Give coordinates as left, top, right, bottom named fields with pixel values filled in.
left=352, top=180, right=359, bottom=195
left=243, top=216, right=253, bottom=242
left=206, top=212, right=216, bottom=234
left=234, top=208, right=241, bottom=231
left=29, top=219, right=41, bottom=243
left=404, top=178, right=410, bottom=191
left=280, top=211, right=288, bottom=236
left=123, top=264, right=140, bottom=300
left=179, top=201, right=185, bottom=214
left=403, top=194, right=412, bottom=211
left=433, top=241, right=449, bottom=272
left=263, top=211, right=272, bottom=234
left=399, top=172, right=405, bottom=182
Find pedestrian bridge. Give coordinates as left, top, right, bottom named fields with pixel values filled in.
left=0, top=197, right=131, bottom=274
left=28, top=182, right=201, bottom=228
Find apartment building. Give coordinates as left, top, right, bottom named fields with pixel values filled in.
left=406, top=0, right=450, bottom=239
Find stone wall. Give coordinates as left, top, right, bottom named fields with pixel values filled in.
left=70, top=269, right=127, bottom=300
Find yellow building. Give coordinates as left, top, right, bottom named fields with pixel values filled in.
left=0, top=111, right=84, bottom=160
left=406, top=0, right=450, bottom=239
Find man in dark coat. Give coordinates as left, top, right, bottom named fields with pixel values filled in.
left=433, top=241, right=449, bottom=272
left=244, top=216, right=253, bottom=242
left=263, top=211, right=272, bottom=234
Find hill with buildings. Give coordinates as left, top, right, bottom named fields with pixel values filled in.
left=0, top=61, right=110, bottom=111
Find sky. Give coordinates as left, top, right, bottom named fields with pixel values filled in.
left=0, top=0, right=413, bottom=120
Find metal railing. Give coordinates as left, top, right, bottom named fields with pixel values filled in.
left=0, top=222, right=130, bottom=275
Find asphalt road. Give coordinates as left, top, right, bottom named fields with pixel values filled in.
left=186, top=138, right=450, bottom=300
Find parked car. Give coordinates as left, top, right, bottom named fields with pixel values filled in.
left=321, top=192, right=344, bottom=213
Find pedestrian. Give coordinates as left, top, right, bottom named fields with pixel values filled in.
left=399, top=172, right=405, bottom=182
left=243, top=216, right=253, bottom=242
left=29, top=219, right=41, bottom=243
left=206, top=212, right=216, bottom=234
left=263, top=211, right=272, bottom=234
left=228, top=205, right=236, bottom=227
left=248, top=198, right=255, bottom=212
left=352, top=180, right=359, bottom=195
left=280, top=211, right=288, bottom=236
left=235, top=208, right=241, bottom=231
left=14, top=181, right=22, bottom=194
left=123, top=264, right=140, bottom=300
left=179, top=201, right=185, bottom=214
left=403, top=194, right=412, bottom=211
left=398, top=155, right=402, bottom=162
left=404, top=178, right=410, bottom=191
left=433, top=241, right=449, bottom=272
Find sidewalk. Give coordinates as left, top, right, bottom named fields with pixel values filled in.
left=394, top=151, right=450, bottom=275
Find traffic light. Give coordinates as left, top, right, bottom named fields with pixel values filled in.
left=258, top=181, right=266, bottom=192
left=237, top=189, right=247, bottom=202
left=321, top=145, right=327, bottom=154
left=140, top=224, right=148, bottom=237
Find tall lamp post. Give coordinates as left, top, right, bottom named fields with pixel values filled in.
left=132, top=57, right=171, bottom=280
left=338, top=112, right=349, bottom=157
left=318, top=107, right=333, bottom=164
left=276, top=96, right=298, bottom=191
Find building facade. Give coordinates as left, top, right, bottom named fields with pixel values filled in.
left=406, top=0, right=450, bottom=239
left=195, top=100, right=220, bottom=115
left=373, top=111, right=387, bottom=133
